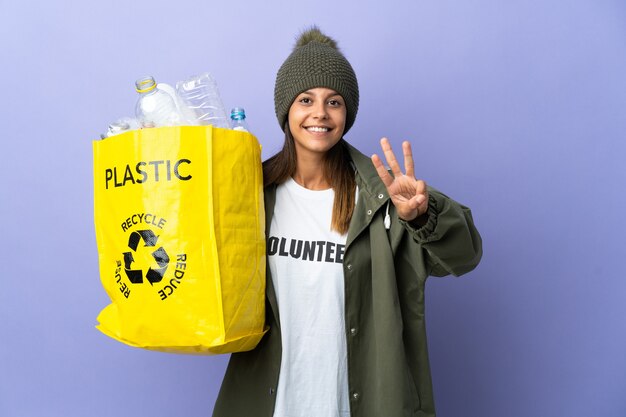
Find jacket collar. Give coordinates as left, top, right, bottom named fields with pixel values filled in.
left=344, top=140, right=389, bottom=205
left=344, top=141, right=390, bottom=248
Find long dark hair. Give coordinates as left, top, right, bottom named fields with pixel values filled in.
left=263, top=122, right=356, bottom=234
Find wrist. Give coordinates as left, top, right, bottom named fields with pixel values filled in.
left=407, top=212, right=428, bottom=228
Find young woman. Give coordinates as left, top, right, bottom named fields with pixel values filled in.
left=213, top=27, right=482, bottom=417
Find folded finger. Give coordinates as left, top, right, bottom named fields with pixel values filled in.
left=415, top=179, right=427, bottom=196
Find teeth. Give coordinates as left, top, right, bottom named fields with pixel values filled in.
left=307, top=126, right=329, bottom=132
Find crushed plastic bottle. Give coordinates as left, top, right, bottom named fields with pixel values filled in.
left=135, top=76, right=183, bottom=128
left=176, top=73, right=230, bottom=129
left=105, top=117, right=141, bottom=137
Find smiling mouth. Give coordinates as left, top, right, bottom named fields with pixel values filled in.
left=305, top=126, right=331, bottom=132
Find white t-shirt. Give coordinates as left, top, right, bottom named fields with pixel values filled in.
left=269, top=178, right=350, bottom=417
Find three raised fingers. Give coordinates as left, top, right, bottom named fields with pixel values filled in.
left=378, top=138, right=415, bottom=179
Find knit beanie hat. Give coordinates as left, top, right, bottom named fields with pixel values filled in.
left=274, top=26, right=359, bottom=134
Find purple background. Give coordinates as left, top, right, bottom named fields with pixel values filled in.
left=1, top=1, right=625, bottom=416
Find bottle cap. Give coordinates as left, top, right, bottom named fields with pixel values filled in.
left=230, top=107, right=246, bottom=120
left=135, top=76, right=157, bottom=93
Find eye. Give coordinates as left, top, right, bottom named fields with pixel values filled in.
left=298, top=97, right=312, bottom=104
left=328, top=98, right=343, bottom=107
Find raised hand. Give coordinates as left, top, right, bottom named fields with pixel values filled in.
left=371, top=138, right=429, bottom=222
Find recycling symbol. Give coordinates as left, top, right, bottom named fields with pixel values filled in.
left=123, top=229, right=170, bottom=285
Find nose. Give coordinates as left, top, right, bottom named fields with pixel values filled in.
left=312, top=101, right=328, bottom=119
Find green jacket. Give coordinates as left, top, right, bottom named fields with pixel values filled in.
left=213, top=142, right=482, bottom=417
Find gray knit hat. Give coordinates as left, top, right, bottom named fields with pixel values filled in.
left=274, top=27, right=359, bottom=134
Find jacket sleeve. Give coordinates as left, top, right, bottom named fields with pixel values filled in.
left=398, top=187, right=482, bottom=277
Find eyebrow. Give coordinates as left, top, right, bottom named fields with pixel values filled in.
left=300, top=90, right=342, bottom=99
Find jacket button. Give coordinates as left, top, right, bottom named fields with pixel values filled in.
left=346, top=264, right=353, bottom=271
left=352, top=392, right=360, bottom=401
left=269, top=388, right=275, bottom=395
left=350, top=328, right=358, bottom=336
left=367, top=209, right=372, bottom=215
left=378, top=194, right=384, bottom=199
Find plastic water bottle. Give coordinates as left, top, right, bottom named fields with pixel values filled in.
left=156, top=83, right=197, bottom=125
left=230, top=107, right=249, bottom=132
left=175, top=73, right=230, bottom=128
left=135, top=76, right=183, bottom=128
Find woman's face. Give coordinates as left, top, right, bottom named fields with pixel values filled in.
left=288, top=87, right=347, bottom=159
